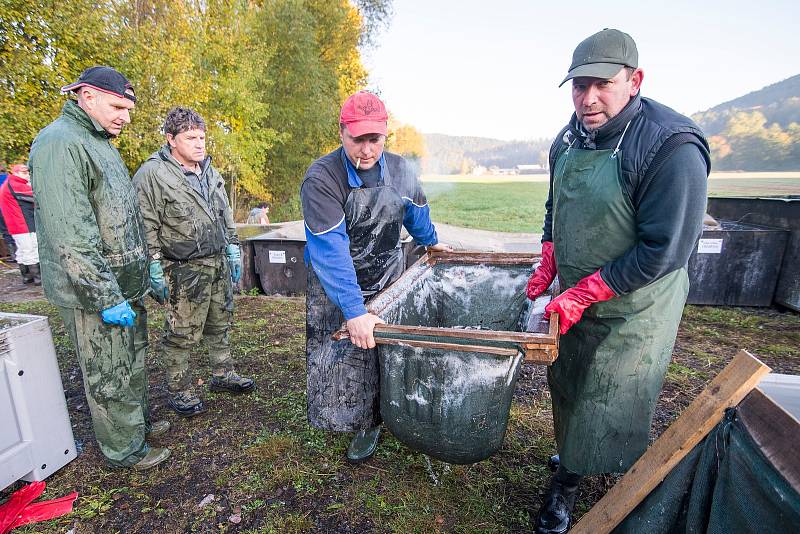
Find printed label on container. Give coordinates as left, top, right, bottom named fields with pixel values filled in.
left=269, top=250, right=286, bottom=263
left=697, top=239, right=723, bottom=254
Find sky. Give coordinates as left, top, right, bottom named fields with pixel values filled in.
left=363, top=0, right=800, bottom=141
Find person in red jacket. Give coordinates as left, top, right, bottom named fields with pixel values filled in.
left=0, top=163, right=40, bottom=284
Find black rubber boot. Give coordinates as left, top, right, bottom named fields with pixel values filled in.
left=19, top=264, right=33, bottom=284
left=535, top=465, right=582, bottom=534
left=548, top=454, right=560, bottom=472
left=28, top=263, right=41, bottom=286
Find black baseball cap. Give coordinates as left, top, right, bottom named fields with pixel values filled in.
left=61, top=66, right=136, bottom=103
left=559, top=29, right=638, bottom=87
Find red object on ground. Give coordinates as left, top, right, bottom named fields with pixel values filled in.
left=526, top=241, right=557, bottom=300
left=545, top=270, right=616, bottom=334
left=0, top=481, right=78, bottom=534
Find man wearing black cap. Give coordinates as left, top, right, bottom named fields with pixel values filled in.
left=525, top=30, right=710, bottom=532
left=28, top=66, right=171, bottom=470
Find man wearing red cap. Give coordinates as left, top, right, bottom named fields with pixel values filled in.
left=301, top=91, right=449, bottom=462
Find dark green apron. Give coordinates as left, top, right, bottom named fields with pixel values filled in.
left=549, top=140, right=688, bottom=475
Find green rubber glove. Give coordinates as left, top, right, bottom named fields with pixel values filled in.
left=226, top=244, right=242, bottom=284
left=148, top=260, right=169, bottom=304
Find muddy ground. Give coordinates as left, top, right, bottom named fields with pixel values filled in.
left=1, top=266, right=798, bottom=533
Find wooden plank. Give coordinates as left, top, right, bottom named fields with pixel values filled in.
left=427, top=249, right=539, bottom=265
left=374, top=337, right=520, bottom=357
left=372, top=323, right=557, bottom=344
left=570, top=350, right=771, bottom=534
left=523, top=348, right=558, bottom=365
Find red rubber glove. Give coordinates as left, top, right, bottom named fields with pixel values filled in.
left=526, top=241, right=557, bottom=300
left=545, top=270, right=616, bottom=335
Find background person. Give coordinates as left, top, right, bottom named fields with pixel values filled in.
left=0, top=163, right=39, bottom=284
left=525, top=29, right=710, bottom=533
left=134, top=107, right=254, bottom=418
left=29, top=66, right=171, bottom=470
left=246, top=202, right=271, bottom=225
left=301, top=91, right=449, bottom=463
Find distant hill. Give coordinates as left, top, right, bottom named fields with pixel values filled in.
left=422, top=133, right=551, bottom=174
left=693, top=74, right=800, bottom=136
left=692, top=75, right=800, bottom=170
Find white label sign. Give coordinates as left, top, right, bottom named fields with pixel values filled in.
left=268, top=250, right=286, bottom=263
left=697, top=238, right=723, bottom=254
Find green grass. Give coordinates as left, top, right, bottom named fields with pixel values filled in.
left=421, top=176, right=800, bottom=233
left=425, top=181, right=548, bottom=233
left=707, top=177, right=800, bottom=197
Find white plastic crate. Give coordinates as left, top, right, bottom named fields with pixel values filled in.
left=1, top=312, right=77, bottom=490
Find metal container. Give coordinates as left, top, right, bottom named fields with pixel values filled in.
left=360, top=251, right=559, bottom=464
left=687, top=220, right=789, bottom=306
left=707, top=196, right=800, bottom=311
left=1, top=313, right=77, bottom=490
left=250, top=237, right=307, bottom=296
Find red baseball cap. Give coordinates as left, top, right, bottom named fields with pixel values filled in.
left=339, top=91, right=388, bottom=137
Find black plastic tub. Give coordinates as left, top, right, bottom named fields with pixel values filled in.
left=250, top=237, right=307, bottom=296
left=707, top=196, right=800, bottom=311
left=687, top=220, right=789, bottom=306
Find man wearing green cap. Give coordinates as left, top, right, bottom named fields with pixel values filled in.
left=525, top=29, right=710, bottom=533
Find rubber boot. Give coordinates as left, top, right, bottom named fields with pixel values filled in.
left=346, top=426, right=381, bottom=464
left=535, top=465, right=582, bottom=534
left=548, top=454, right=560, bottom=472
left=28, top=263, right=41, bottom=286
left=132, top=447, right=171, bottom=471
left=19, top=264, right=33, bottom=284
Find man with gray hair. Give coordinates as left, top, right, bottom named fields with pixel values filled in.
left=29, top=66, right=171, bottom=470
left=134, top=107, right=254, bottom=418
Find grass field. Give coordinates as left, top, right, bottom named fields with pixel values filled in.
left=423, top=173, right=800, bottom=233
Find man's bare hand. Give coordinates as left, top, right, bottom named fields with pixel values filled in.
left=427, top=242, right=453, bottom=252
left=346, top=313, right=385, bottom=349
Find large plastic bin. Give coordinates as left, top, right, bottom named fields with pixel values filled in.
left=707, top=196, right=800, bottom=311
left=356, top=251, right=559, bottom=464
left=687, top=221, right=789, bottom=306
left=1, top=313, right=77, bottom=490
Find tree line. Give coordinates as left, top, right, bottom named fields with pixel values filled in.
left=0, top=0, right=392, bottom=220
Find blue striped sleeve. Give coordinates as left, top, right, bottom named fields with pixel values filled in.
left=303, top=219, right=368, bottom=320
left=402, top=197, right=438, bottom=246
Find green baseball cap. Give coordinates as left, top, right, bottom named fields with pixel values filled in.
left=559, top=28, right=638, bottom=87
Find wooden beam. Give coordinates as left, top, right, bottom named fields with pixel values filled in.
left=570, top=350, right=771, bottom=534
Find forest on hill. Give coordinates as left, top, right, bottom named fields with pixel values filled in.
left=692, top=74, right=800, bottom=171
left=423, top=74, right=800, bottom=175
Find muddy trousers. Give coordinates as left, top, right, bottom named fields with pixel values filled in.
left=58, top=299, right=150, bottom=467
left=162, top=255, right=234, bottom=393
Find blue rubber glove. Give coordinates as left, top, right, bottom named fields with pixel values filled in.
left=148, top=260, right=169, bottom=304
left=101, top=301, right=136, bottom=327
left=226, top=244, right=242, bottom=284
